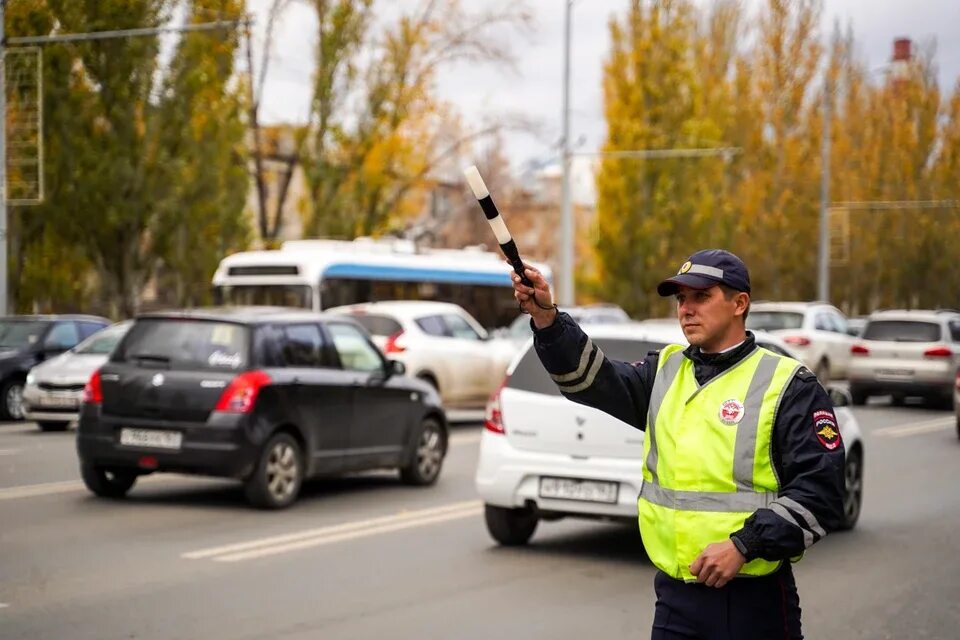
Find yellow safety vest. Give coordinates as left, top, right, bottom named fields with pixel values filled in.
left=638, top=343, right=802, bottom=581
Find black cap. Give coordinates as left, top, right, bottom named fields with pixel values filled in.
left=657, top=249, right=751, bottom=297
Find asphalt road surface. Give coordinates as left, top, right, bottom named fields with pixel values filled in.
left=2, top=402, right=959, bottom=640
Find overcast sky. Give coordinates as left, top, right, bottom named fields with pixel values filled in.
left=249, top=0, right=960, bottom=195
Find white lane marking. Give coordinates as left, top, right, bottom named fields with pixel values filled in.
left=183, top=499, right=481, bottom=561
left=216, top=505, right=482, bottom=563
left=0, top=474, right=197, bottom=502
left=0, top=449, right=20, bottom=456
left=0, top=603, right=9, bottom=609
left=873, top=416, right=955, bottom=438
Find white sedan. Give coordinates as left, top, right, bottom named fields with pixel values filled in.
left=327, top=301, right=516, bottom=409
left=475, top=323, right=864, bottom=545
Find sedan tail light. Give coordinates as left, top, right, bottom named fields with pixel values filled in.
left=214, top=370, right=272, bottom=413
left=851, top=344, right=870, bottom=356
left=783, top=335, right=811, bottom=347
left=83, top=369, right=103, bottom=405
left=384, top=330, right=407, bottom=354
left=923, top=346, right=953, bottom=358
left=484, top=378, right=508, bottom=435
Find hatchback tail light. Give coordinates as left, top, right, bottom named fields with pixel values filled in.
left=923, top=346, right=953, bottom=358
left=484, top=378, right=509, bottom=435
left=384, top=330, right=407, bottom=354
left=851, top=344, right=870, bottom=356
left=83, top=369, right=103, bottom=405
left=783, top=335, right=811, bottom=347
left=214, top=370, right=272, bottom=413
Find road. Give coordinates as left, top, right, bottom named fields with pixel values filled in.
left=2, top=403, right=959, bottom=640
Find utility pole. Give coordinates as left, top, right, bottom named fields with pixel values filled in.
left=817, top=78, right=831, bottom=303
left=1, top=0, right=8, bottom=315
left=558, top=0, right=574, bottom=306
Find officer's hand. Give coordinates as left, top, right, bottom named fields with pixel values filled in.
left=510, top=262, right=557, bottom=329
left=689, top=540, right=746, bottom=588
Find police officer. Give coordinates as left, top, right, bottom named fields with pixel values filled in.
left=511, top=249, right=846, bottom=640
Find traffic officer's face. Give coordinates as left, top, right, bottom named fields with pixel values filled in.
left=675, top=285, right=747, bottom=350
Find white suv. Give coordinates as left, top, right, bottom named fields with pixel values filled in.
left=327, top=301, right=516, bottom=409
left=475, top=323, right=865, bottom=545
left=747, top=302, right=856, bottom=381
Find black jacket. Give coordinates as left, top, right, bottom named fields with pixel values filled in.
left=533, top=312, right=846, bottom=562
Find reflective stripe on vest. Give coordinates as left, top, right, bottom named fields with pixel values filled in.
left=639, top=344, right=802, bottom=581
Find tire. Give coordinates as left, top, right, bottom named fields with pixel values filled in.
left=484, top=504, right=538, bottom=546
left=838, top=448, right=863, bottom=530
left=956, top=414, right=960, bottom=440
left=244, top=432, right=303, bottom=509
left=891, top=394, right=906, bottom=407
left=850, top=386, right=867, bottom=406
left=814, top=359, right=830, bottom=384
left=0, top=380, right=25, bottom=421
left=400, top=417, right=447, bottom=486
left=38, top=421, right=70, bottom=432
left=80, top=462, right=138, bottom=499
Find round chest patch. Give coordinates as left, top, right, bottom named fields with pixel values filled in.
left=718, top=399, right=745, bottom=425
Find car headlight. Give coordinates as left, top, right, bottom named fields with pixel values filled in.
left=26, top=373, right=36, bottom=386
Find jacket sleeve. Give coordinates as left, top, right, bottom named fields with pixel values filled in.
left=532, top=312, right=657, bottom=431
left=730, top=369, right=847, bottom=561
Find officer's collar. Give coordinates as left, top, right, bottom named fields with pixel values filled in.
left=683, top=331, right=757, bottom=366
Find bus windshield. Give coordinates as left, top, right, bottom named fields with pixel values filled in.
left=215, top=284, right=312, bottom=309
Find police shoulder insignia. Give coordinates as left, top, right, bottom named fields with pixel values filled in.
left=813, top=409, right=841, bottom=450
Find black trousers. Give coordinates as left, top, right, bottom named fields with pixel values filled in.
left=651, top=564, right=802, bottom=640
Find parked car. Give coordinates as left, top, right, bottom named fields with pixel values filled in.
left=77, top=307, right=448, bottom=509
left=848, top=309, right=960, bottom=408
left=503, top=304, right=632, bottom=346
left=327, top=301, right=516, bottom=409
left=475, top=323, right=865, bottom=546
left=746, top=302, right=855, bottom=382
left=846, top=316, right=868, bottom=337
left=24, top=321, right=132, bottom=432
left=0, top=315, right=111, bottom=421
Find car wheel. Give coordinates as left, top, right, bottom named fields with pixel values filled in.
left=244, top=432, right=303, bottom=509
left=400, top=417, right=446, bottom=486
left=80, top=462, right=138, bottom=499
left=484, top=504, right=539, bottom=546
left=838, top=448, right=863, bottom=530
left=891, top=393, right=906, bottom=407
left=0, top=380, right=25, bottom=421
left=814, top=359, right=830, bottom=384
left=38, top=421, right=70, bottom=432
left=850, top=386, right=867, bottom=406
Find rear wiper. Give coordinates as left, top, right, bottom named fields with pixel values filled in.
left=129, top=354, right=171, bottom=367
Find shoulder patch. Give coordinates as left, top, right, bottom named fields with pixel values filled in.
left=813, top=409, right=841, bottom=450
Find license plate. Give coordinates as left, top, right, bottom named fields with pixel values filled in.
left=877, top=368, right=914, bottom=377
left=119, top=428, right=182, bottom=450
left=538, top=477, right=619, bottom=504
left=37, top=394, right=79, bottom=409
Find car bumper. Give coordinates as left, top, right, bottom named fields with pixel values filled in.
left=475, top=431, right=644, bottom=521
left=76, top=405, right=260, bottom=479
left=849, top=378, right=954, bottom=397
left=23, top=385, right=82, bottom=423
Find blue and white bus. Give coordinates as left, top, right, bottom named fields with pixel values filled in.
left=211, top=238, right=553, bottom=329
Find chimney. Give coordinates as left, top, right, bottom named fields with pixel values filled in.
left=890, top=37, right=912, bottom=89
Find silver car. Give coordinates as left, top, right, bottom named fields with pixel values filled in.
left=24, top=321, right=131, bottom=431
left=849, top=310, right=960, bottom=408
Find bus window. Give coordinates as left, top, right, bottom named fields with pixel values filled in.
left=215, top=284, right=312, bottom=309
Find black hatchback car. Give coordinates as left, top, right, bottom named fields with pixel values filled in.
left=77, top=307, right=448, bottom=509
left=0, top=314, right=111, bottom=421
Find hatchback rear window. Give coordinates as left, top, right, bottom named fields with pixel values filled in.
left=508, top=338, right=668, bottom=396
left=746, top=312, right=804, bottom=331
left=115, top=319, right=249, bottom=370
left=862, top=320, right=942, bottom=343
left=349, top=314, right=403, bottom=337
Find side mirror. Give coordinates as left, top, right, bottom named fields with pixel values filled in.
left=827, top=386, right=851, bottom=408
left=388, top=359, right=406, bottom=377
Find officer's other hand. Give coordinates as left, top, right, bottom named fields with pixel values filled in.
left=689, top=540, right=746, bottom=588
left=511, top=262, right=557, bottom=329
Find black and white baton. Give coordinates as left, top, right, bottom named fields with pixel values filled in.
left=463, top=165, right=535, bottom=289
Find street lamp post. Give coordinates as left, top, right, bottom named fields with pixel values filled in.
left=817, top=79, right=831, bottom=303
left=558, top=0, right=574, bottom=307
